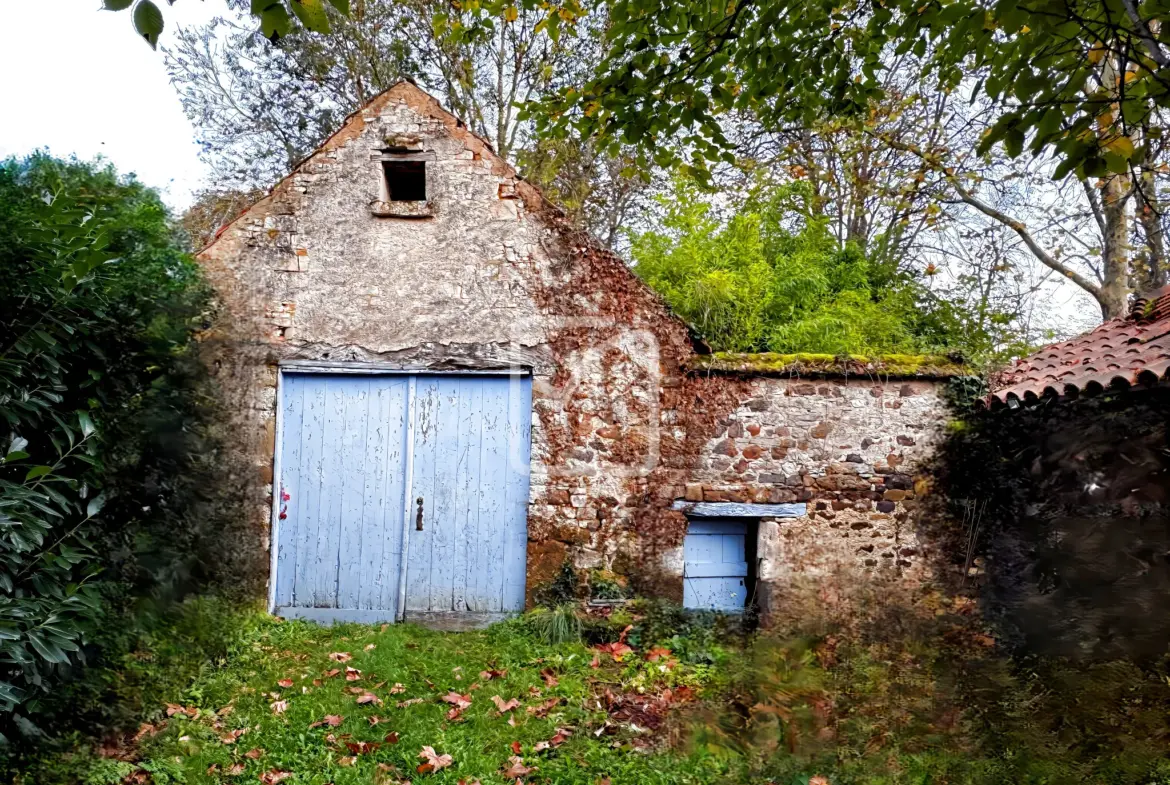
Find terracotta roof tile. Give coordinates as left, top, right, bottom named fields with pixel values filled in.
left=988, top=286, right=1170, bottom=407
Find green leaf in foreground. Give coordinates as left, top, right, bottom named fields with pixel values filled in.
left=132, top=0, right=164, bottom=49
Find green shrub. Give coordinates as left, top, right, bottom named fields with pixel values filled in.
left=0, top=154, right=242, bottom=744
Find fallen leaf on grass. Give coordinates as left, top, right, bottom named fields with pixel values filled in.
left=442, top=692, right=472, bottom=710
left=329, top=652, right=352, bottom=662
left=345, top=667, right=362, bottom=681
left=165, top=703, right=199, bottom=718
left=491, top=695, right=520, bottom=713
left=132, top=722, right=162, bottom=742
left=539, top=668, right=558, bottom=688
left=533, top=741, right=550, bottom=753
left=384, top=731, right=400, bottom=744
left=526, top=698, right=561, bottom=718
left=277, top=678, right=295, bottom=688
left=417, top=746, right=454, bottom=774
left=502, top=756, right=535, bottom=778
left=397, top=698, right=425, bottom=708
left=365, top=644, right=376, bottom=651
left=511, top=740, right=522, bottom=755
left=220, top=728, right=247, bottom=744
left=324, top=669, right=341, bottom=678
left=589, top=655, right=600, bottom=669
left=550, top=728, right=571, bottom=746
left=309, top=715, right=344, bottom=729
left=446, top=707, right=466, bottom=721
left=270, top=700, right=289, bottom=715
left=594, top=642, right=633, bottom=662
left=479, top=668, right=507, bottom=681
left=356, top=692, right=383, bottom=705
left=644, top=647, right=672, bottom=662
left=226, top=763, right=246, bottom=776
left=244, top=748, right=264, bottom=760
left=338, top=756, right=357, bottom=767
left=259, top=770, right=292, bottom=785
left=345, top=740, right=381, bottom=755
left=389, top=683, right=406, bottom=694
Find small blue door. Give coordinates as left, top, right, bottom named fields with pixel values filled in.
left=683, top=520, right=749, bottom=611
left=273, top=372, right=531, bottom=623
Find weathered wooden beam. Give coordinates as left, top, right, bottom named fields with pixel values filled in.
left=671, top=500, right=807, bottom=518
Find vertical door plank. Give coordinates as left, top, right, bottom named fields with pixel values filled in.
left=361, top=380, right=407, bottom=610
left=451, top=381, right=483, bottom=612
left=275, top=374, right=305, bottom=609
left=429, top=376, right=462, bottom=611
left=336, top=378, right=371, bottom=609
left=501, top=375, right=531, bottom=611
left=476, top=378, right=509, bottom=612
left=293, top=376, right=327, bottom=607
left=406, top=377, right=439, bottom=612
left=314, top=379, right=348, bottom=608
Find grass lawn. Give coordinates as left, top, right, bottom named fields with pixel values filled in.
left=82, top=615, right=739, bottom=785
left=28, top=600, right=1170, bottom=785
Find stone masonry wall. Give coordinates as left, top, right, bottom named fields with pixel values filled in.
left=679, top=376, right=949, bottom=622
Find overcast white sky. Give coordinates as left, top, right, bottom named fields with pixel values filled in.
left=0, top=1, right=226, bottom=212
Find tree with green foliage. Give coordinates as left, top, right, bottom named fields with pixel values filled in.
left=519, top=0, right=1170, bottom=319
left=631, top=177, right=1023, bottom=359
left=0, top=155, right=242, bottom=741
left=100, top=0, right=350, bottom=48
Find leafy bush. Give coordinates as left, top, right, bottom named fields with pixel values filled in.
left=0, top=154, right=242, bottom=742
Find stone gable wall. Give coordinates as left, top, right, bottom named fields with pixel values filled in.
left=198, top=83, right=953, bottom=617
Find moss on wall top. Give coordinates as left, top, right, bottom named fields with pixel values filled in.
left=687, top=352, right=968, bottom=379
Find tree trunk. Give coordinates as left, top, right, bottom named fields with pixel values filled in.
left=1099, top=171, right=1132, bottom=319
left=1136, top=167, right=1167, bottom=291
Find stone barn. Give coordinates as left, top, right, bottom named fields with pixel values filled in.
left=198, top=81, right=964, bottom=628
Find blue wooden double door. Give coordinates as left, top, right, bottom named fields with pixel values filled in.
left=272, top=372, right=532, bottom=624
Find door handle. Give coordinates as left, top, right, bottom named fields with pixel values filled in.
left=416, top=496, right=424, bottom=531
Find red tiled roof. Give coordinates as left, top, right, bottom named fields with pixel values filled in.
left=988, top=286, right=1170, bottom=407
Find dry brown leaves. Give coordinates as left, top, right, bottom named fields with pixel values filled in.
left=309, top=715, right=344, bottom=729
left=491, top=695, right=520, bottom=713
left=259, top=770, right=292, bottom=785
left=502, top=756, right=535, bottom=778
left=329, top=652, right=352, bottom=662
left=164, top=704, right=199, bottom=718
left=442, top=692, right=472, bottom=709
left=594, top=642, right=634, bottom=662
left=526, top=697, right=561, bottom=718
left=417, top=746, right=454, bottom=774
left=277, top=679, right=294, bottom=688
left=345, top=667, right=362, bottom=681
left=479, top=668, right=507, bottom=681
left=539, top=668, right=558, bottom=688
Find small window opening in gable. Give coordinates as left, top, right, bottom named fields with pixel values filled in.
left=383, top=160, right=427, bottom=202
